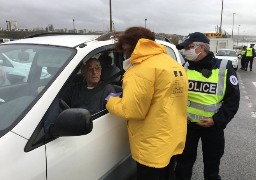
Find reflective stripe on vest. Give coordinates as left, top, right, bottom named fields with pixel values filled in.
left=217, top=60, right=228, bottom=96
left=186, top=60, right=228, bottom=122
left=246, top=48, right=253, bottom=57
left=241, top=50, right=246, bottom=55
left=187, top=113, right=209, bottom=121
left=188, top=101, right=222, bottom=113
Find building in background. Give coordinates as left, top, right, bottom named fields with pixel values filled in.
left=6, top=21, right=18, bottom=31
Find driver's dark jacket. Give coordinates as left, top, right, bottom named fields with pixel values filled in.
left=186, top=52, right=240, bottom=129
left=61, top=82, right=115, bottom=114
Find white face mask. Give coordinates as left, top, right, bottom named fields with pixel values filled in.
left=183, top=49, right=201, bottom=61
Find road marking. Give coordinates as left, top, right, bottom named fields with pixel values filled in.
left=249, top=103, right=252, bottom=108
left=245, top=96, right=249, bottom=99
left=253, top=82, right=256, bottom=87
left=251, top=112, right=256, bottom=118
left=243, top=90, right=247, bottom=94
left=242, top=86, right=245, bottom=89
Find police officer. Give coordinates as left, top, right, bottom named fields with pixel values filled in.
left=240, top=46, right=247, bottom=70
left=245, top=44, right=255, bottom=71
left=175, top=32, right=240, bottom=180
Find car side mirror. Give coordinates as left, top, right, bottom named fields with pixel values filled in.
left=50, top=108, right=93, bottom=137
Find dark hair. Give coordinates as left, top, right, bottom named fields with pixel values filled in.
left=115, top=26, right=155, bottom=53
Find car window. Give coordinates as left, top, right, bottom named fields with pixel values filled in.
left=0, top=44, right=74, bottom=135
left=178, top=51, right=186, bottom=65
left=58, top=49, right=121, bottom=120
left=216, top=50, right=237, bottom=57
left=163, top=45, right=185, bottom=65
left=216, top=50, right=225, bottom=56
left=165, top=46, right=177, bottom=60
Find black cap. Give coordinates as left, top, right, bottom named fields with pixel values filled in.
left=176, top=32, right=210, bottom=50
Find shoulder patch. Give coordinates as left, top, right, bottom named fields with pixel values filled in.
left=230, top=75, right=238, bottom=85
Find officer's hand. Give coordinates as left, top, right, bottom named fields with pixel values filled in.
left=197, top=117, right=214, bottom=127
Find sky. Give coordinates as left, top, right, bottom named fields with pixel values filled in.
left=1, top=0, right=256, bottom=36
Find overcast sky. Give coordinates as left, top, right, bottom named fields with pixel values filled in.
left=1, top=0, right=256, bottom=36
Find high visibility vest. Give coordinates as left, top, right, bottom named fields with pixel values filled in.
left=246, top=48, right=253, bottom=57
left=184, top=60, right=228, bottom=122
left=241, top=50, right=246, bottom=55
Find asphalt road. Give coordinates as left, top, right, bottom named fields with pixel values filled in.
left=192, top=61, right=256, bottom=180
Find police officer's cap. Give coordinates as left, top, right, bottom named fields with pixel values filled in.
left=176, top=32, right=210, bottom=50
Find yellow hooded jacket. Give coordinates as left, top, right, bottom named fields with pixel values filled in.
left=106, top=38, right=188, bottom=168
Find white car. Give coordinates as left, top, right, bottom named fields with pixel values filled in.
left=215, top=49, right=239, bottom=71
left=0, top=33, right=184, bottom=180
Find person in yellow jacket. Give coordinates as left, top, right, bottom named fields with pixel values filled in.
left=105, top=26, right=188, bottom=180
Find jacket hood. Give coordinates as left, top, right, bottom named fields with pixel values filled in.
left=130, top=38, right=167, bottom=65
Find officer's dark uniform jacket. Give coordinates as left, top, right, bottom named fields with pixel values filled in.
left=184, top=51, right=240, bottom=129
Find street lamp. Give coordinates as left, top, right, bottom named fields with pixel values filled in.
left=237, top=25, right=240, bottom=46
left=109, top=0, right=113, bottom=32
left=232, top=12, right=236, bottom=38
left=145, top=18, right=147, bottom=28
left=219, top=0, right=224, bottom=33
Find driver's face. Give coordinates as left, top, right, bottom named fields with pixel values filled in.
left=82, top=60, right=101, bottom=87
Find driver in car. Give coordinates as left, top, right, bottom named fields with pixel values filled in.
left=44, top=58, right=116, bottom=136
left=61, top=57, right=116, bottom=114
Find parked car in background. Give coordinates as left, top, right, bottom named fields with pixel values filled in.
left=215, top=49, right=239, bottom=71
left=0, top=33, right=184, bottom=180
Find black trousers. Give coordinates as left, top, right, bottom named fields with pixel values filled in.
left=245, top=57, right=254, bottom=70
left=136, top=156, right=177, bottom=180
left=175, top=123, right=224, bottom=180
left=241, top=57, right=246, bottom=69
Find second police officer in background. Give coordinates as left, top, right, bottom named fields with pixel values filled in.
left=175, top=32, right=240, bottom=180
left=244, top=44, right=255, bottom=71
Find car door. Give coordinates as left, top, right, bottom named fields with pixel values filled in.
left=45, top=113, right=130, bottom=180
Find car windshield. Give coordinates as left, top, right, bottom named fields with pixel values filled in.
left=216, top=50, right=237, bottom=57
left=0, top=44, right=74, bottom=134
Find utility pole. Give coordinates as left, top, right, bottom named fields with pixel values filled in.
left=109, top=0, right=113, bottom=32
left=237, top=25, right=240, bottom=46
left=73, top=19, right=75, bottom=33
left=232, top=13, right=236, bottom=38
left=145, top=18, right=147, bottom=28
left=219, top=0, right=223, bottom=33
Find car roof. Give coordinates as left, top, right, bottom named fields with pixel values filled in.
left=2, top=32, right=175, bottom=50
left=3, top=35, right=100, bottom=48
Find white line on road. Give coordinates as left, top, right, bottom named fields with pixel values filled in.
left=249, top=103, right=252, bottom=108
left=245, top=96, right=249, bottom=99
left=251, top=112, right=256, bottom=118
left=253, top=82, right=256, bottom=87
